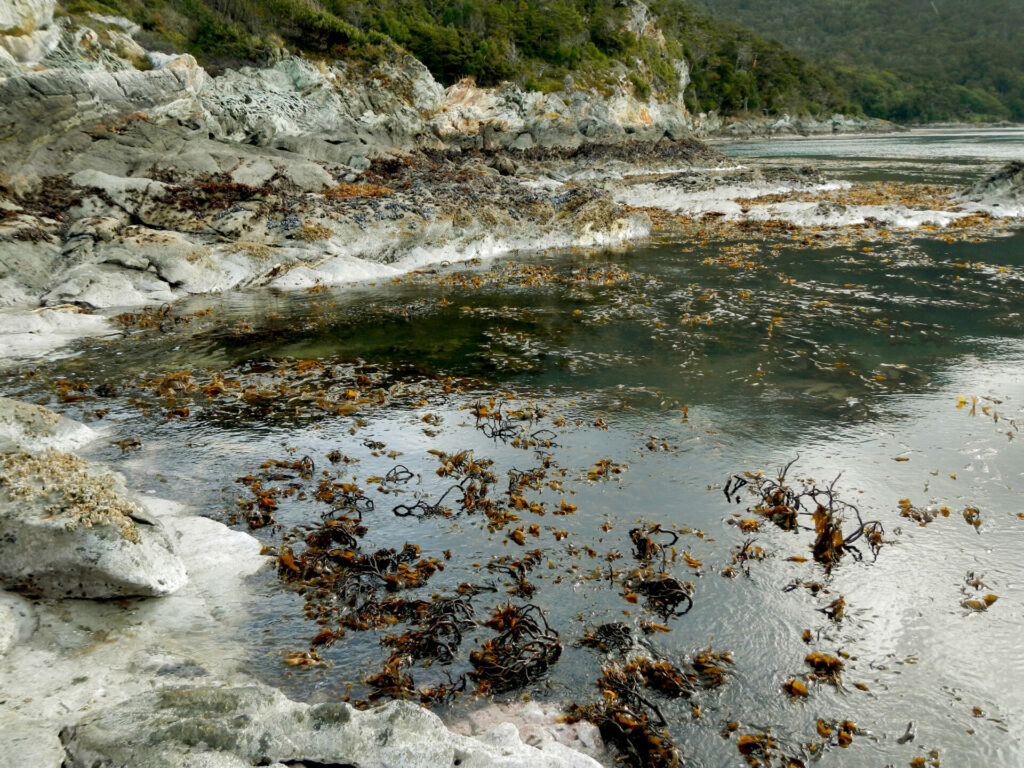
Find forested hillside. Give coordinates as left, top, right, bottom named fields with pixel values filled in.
left=61, top=0, right=858, bottom=117
left=692, top=0, right=1024, bottom=122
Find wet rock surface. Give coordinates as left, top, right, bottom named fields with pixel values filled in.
left=452, top=701, right=612, bottom=765
left=1, top=132, right=718, bottom=311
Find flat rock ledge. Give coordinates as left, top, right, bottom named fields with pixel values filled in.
left=0, top=445, right=186, bottom=597
left=61, top=683, right=602, bottom=768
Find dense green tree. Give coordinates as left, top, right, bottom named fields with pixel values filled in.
left=692, top=0, right=1024, bottom=121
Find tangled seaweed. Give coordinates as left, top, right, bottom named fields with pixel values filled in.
left=630, top=523, right=680, bottom=564
left=724, top=458, right=885, bottom=569
left=383, top=596, right=476, bottom=663
left=624, top=568, right=694, bottom=618
left=469, top=603, right=562, bottom=693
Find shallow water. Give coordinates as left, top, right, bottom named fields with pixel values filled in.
left=4, top=132, right=1023, bottom=766
left=717, top=126, right=1024, bottom=184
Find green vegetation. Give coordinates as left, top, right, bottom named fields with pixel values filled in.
left=692, top=0, right=1024, bottom=122
left=648, top=2, right=856, bottom=116
left=59, top=0, right=856, bottom=117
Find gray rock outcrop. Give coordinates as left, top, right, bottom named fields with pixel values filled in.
left=706, top=112, right=896, bottom=138
left=61, top=684, right=602, bottom=768
left=0, top=447, right=187, bottom=597
left=0, top=5, right=727, bottom=355
left=0, top=396, right=95, bottom=451
left=0, top=8, right=694, bottom=179
left=957, top=160, right=1024, bottom=211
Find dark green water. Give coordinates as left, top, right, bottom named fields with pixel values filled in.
left=3, top=136, right=1023, bottom=767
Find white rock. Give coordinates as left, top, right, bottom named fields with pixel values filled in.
left=70, top=170, right=170, bottom=219
left=0, top=24, right=60, bottom=64
left=0, top=713, right=65, bottom=768
left=85, top=12, right=141, bottom=35
left=0, top=306, right=117, bottom=362
left=0, top=590, right=32, bottom=658
left=452, top=701, right=610, bottom=765
left=0, top=495, right=268, bottom=741
left=0, top=396, right=95, bottom=451
left=43, top=266, right=176, bottom=309
left=0, top=494, right=267, bottom=767
left=0, top=602, right=15, bottom=657
left=0, top=276, right=34, bottom=307
left=0, top=449, right=187, bottom=598
left=0, top=0, right=55, bottom=35
left=0, top=43, right=20, bottom=75
left=229, top=156, right=277, bottom=187
left=61, top=684, right=603, bottom=768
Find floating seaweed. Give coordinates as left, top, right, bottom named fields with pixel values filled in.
left=469, top=603, right=562, bottom=693
left=381, top=595, right=476, bottom=664
left=630, top=523, right=680, bottom=564
left=384, top=464, right=414, bottom=483
left=624, top=568, right=694, bottom=619
left=487, top=549, right=544, bottom=596
left=391, top=483, right=462, bottom=519
left=579, top=622, right=635, bottom=653
left=725, top=459, right=886, bottom=569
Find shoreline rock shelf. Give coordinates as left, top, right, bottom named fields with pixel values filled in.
left=61, top=684, right=603, bottom=768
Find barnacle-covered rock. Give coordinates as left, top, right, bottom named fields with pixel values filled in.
left=0, top=448, right=186, bottom=597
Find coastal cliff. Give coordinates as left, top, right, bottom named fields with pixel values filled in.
left=0, top=0, right=729, bottom=330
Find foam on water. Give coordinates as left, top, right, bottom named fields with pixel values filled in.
left=268, top=219, right=651, bottom=291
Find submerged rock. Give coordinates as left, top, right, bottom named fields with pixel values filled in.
left=61, top=683, right=603, bottom=768
left=0, top=449, right=187, bottom=597
left=452, top=701, right=610, bottom=764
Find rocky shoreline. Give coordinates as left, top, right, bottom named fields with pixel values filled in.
left=0, top=8, right=695, bottom=765
left=0, top=396, right=606, bottom=767
left=1, top=3, right=1022, bottom=767
left=0, top=0, right=734, bottom=363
